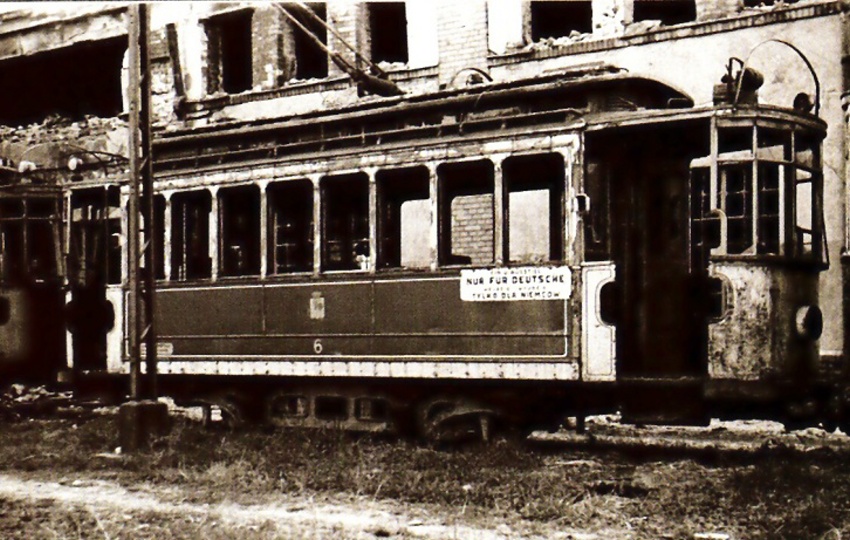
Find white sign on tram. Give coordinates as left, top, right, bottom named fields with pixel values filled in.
left=460, top=266, right=572, bottom=302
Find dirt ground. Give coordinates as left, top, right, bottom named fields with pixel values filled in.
left=1, top=400, right=850, bottom=539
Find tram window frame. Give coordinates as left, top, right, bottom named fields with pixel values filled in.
left=791, top=131, right=825, bottom=262
left=27, top=197, right=62, bottom=283
left=171, top=190, right=212, bottom=281
left=267, top=179, right=314, bottom=274
left=376, top=166, right=430, bottom=271
left=0, top=198, right=25, bottom=284
left=321, top=173, right=370, bottom=272
left=68, top=187, right=121, bottom=287
left=218, top=185, right=261, bottom=278
left=437, top=160, right=495, bottom=267
left=503, top=153, right=564, bottom=264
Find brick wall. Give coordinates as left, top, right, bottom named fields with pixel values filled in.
left=251, top=7, right=285, bottom=90
left=437, top=0, right=490, bottom=88
left=451, top=194, right=494, bottom=265
left=327, top=2, right=363, bottom=78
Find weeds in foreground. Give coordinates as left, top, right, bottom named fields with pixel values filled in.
left=1, top=415, right=850, bottom=538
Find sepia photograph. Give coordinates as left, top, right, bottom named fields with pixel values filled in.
left=0, top=1, right=848, bottom=538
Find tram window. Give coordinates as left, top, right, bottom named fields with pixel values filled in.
left=321, top=173, right=369, bottom=271
left=0, top=200, right=24, bottom=284
left=69, top=188, right=121, bottom=286
left=503, top=154, right=564, bottom=264
left=27, top=199, right=60, bottom=282
left=757, top=128, right=791, bottom=161
left=757, top=163, right=781, bottom=255
left=718, top=127, right=753, bottom=157
left=438, top=161, right=494, bottom=266
left=719, top=165, right=753, bottom=254
left=153, top=195, right=165, bottom=280
left=376, top=167, right=430, bottom=270
left=219, top=186, right=260, bottom=277
left=172, top=191, right=212, bottom=280
left=795, top=132, right=818, bottom=169
left=583, top=162, right=610, bottom=261
left=268, top=180, right=313, bottom=274
left=690, top=166, right=721, bottom=264
left=795, top=171, right=814, bottom=257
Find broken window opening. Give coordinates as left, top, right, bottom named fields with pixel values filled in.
left=289, top=3, right=329, bottom=80
left=321, top=173, right=369, bottom=272
left=268, top=180, right=314, bottom=274
left=172, top=191, right=212, bottom=281
left=503, top=154, right=564, bottom=264
left=207, top=10, right=254, bottom=94
left=376, top=166, right=430, bottom=270
left=69, top=187, right=121, bottom=287
left=0, top=37, right=125, bottom=126
left=219, top=186, right=261, bottom=277
left=530, top=1, right=592, bottom=41
left=368, top=2, right=409, bottom=64
left=633, top=0, right=696, bottom=26
left=438, top=161, right=495, bottom=267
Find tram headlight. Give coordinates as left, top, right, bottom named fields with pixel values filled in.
left=794, top=305, right=823, bottom=341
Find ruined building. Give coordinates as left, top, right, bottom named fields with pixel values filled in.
left=0, top=0, right=849, bottom=375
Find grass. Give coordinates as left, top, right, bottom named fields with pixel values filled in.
left=0, top=413, right=849, bottom=538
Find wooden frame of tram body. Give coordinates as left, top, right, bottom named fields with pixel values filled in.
left=61, top=73, right=829, bottom=433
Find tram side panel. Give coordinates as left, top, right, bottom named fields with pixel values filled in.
left=153, top=276, right=574, bottom=376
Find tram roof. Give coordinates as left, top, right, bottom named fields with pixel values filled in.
left=154, top=66, right=694, bottom=149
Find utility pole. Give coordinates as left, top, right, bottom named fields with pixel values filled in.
left=119, top=3, right=168, bottom=452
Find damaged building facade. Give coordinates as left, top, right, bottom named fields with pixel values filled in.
left=0, top=1, right=849, bottom=429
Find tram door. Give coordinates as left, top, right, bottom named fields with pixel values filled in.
left=67, top=188, right=121, bottom=372
left=588, top=126, right=708, bottom=422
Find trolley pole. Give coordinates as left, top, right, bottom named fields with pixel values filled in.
left=119, top=3, right=168, bottom=452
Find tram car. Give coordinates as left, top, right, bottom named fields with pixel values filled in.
left=0, top=160, right=65, bottom=385
left=2, top=60, right=835, bottom=440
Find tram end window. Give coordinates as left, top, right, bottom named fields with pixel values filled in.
left=718, top=126, right=753, bottom=159
left=321, top=173, right=370, bottom=272
left=794, top=170, right=814, bottom=258
left=719, top=165, right=753, bottom=255
left=503, top=153, right=564, bottom=264
left=219, top=185, right=261, bottom=277
left=376, top=167, right=430, bottom=270
left=437, top=160, right=495, bottom=267
left=172, top=191, right=212, bottom=281
left=268, top=180, right=314, bottom=274
left=756, top=162, right=781, bottom=255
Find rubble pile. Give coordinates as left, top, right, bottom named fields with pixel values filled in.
left=0, top=114, right=128, bottom=167
left=0, top=384, right=72, bottom=421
